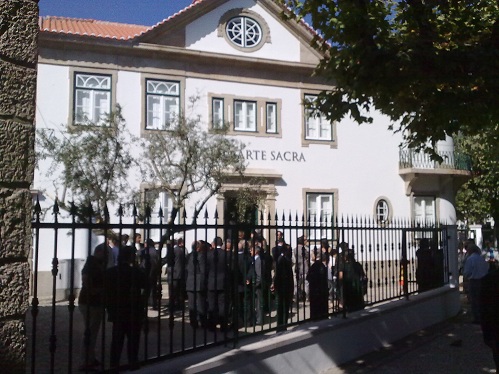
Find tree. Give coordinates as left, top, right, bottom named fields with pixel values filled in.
left=281, top=1, right=499, bottom=153
left=455, top=128, right=499, bottom=241
left=139, top=99, right=247, bottom=223
left=36, top=105, right=136, bottom=222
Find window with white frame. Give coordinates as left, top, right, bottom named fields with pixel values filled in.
left=306, top=192, right=334, bottom=240
left=304, top=94, right=332, bottom=141
left=414, top=196, right=436, bottom=226
left=74, top=73, right=111, bottom=125
left=375, top=199, right=389, bottom=224
left=226, top=16, right=262, bottom=48
left=145, top=190, right=178, bottom=241
left=212, top=98, right=224, bottom=128
left=266, top=102, right=277, bottom=133
left=307, top=193, right=334, bottom=223
left=234, top=100, right=257, bottom=131
left=146, top=80, right=180, bottom=130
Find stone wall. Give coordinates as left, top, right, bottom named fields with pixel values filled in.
left=0, top=0, right=38, bottom=372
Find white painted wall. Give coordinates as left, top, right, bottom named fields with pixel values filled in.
left=184, top=77, right=409, bottom=217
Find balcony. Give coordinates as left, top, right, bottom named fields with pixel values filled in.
left=399, top=148, right=472, bottom=194
left=399, top=149, right=472, bottom=171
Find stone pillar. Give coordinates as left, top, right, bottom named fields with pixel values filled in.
left=0, top=0, right=38, bottom=372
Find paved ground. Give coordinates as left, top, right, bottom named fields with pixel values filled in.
left=323, top=292, right=496, bottom=374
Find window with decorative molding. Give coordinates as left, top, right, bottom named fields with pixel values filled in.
left=306, top=192, right=334, bottom=240
left=74, top=73, right=111, bottom=125
left=234, top=100, right=257, bottom=132
left=266, top=102, right=277, bottom=134
left=212, top=98, right=224, bottom=129
left=145, top=79, right=180, bottom=130
left=304, top=94, right=332, bottom=141
left=209, top=94, right=281, bottom=136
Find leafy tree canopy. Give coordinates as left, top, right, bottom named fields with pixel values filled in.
left=140, top=102, right=247, bottom=223
left=281, top=0, right=499, bottom=152
left=36, top=106, right=136, bottom=221
left=455, top=126, right=499, bottom=238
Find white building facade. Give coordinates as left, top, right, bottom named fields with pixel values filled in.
left=34, top=0, right=470, bottom=294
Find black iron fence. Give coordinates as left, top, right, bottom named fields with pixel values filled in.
left=27, top=202, right=449, bottom=373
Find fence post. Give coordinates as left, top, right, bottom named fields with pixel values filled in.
left=401, top=230, right=409, bottom=300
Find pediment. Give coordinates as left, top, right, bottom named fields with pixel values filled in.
left=136, top=0, right=323, bottom=64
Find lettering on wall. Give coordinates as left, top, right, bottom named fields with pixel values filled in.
left=242, top=149, right=306, bottom=162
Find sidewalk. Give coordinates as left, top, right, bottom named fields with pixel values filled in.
left=324, top=292, right=496, bottom=374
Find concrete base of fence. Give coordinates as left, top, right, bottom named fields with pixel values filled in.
left=142, top=286, right=460, bottom=374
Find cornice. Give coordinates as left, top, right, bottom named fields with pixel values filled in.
left=38, top=36, right=321, bottom=77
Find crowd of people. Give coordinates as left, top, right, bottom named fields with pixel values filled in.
left=77, top=230, right=368, bottom=371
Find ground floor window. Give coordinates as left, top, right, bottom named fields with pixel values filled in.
left=374, top=197, right=392, bottom=225
left=413, top=196, right=436, bottom=226
left=144, top=189, right=178, bottom=241
left=306, top=192, right=334, bottom=240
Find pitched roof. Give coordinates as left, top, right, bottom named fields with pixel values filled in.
left=39, top=16, right=149, bottom=40
left=39, top=0, right=319, bottom=48
left=39, top=0, right=205, bottom=40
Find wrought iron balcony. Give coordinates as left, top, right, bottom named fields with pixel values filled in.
left=399, top=149, right=472, bottom=172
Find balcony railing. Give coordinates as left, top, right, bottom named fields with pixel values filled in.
left=399, top=149, right=472, bottom=171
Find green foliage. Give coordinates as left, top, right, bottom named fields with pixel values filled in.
left=36, top=105, right=136, bottom=221
left=455, top=127, right=499, bottom=237
left=140, top=104, right=247, bottom=222
left=281, top=0, right=499, bottom=154
left=231, top=177, right=268, bottom=224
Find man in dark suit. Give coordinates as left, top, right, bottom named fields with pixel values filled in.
left=206, top=237, right=229, bottom=331
left=236, top=239, right=253, bottom=327
left=251, top=245, right=263, bottom=325
left=168, top=237, right=186, bottom=311
left=186, top=240, right=207, bottom=329
left=273, top=244, right=294, bottom=330
left=105, top=246, right=147, bottom=371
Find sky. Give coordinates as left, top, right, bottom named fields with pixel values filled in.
left=39, top=0, right=195, bottom=25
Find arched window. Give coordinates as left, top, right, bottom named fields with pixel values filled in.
left=374, top=197, right=392, bottom=225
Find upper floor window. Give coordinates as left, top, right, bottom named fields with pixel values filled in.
left=146, top=80, right=180, bottom=130
left=304, top=94, right=332, bottom=141
left=234, top=100, right=257, bottom=132
left=226, top=16, right=262, bottom=48
left=74, top=73, right=111, bottom=125
left=209, top=94, right=281, bottom=137
left=266, top=102, right=277, bottom=134
left=212, top=98, right=224, bottom=129
left=218, top=9, right=270, bottom=53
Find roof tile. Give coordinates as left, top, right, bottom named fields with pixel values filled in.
left=39, top=16, right=150, bottom=40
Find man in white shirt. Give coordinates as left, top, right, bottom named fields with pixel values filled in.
left=463, top=243, right=490, bottom=323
